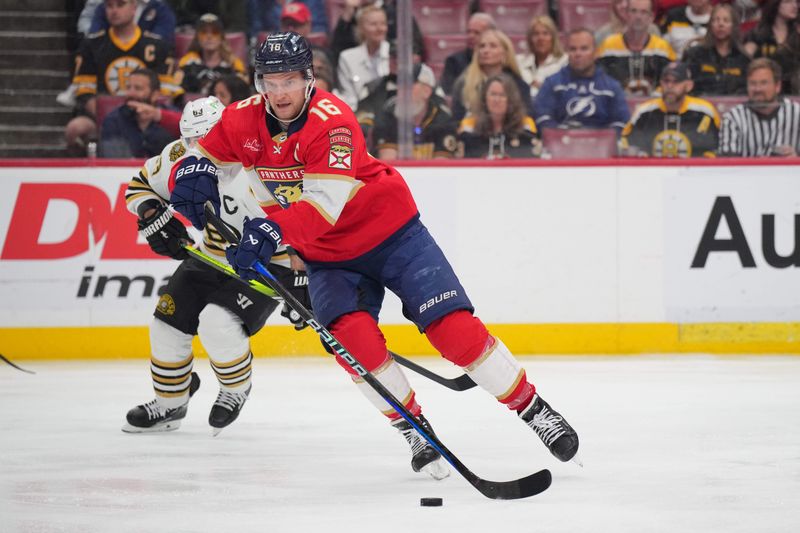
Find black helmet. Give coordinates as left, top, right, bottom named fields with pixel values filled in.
left=254, top=31, right=313, bottom=77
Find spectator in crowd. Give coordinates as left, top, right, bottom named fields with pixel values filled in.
left=312, top=47, right=337, bottom=91
left=64, top=0, right=179, bottom=156
left=774, top=20, right=800, bottom=93
left=168, top=0, right=247, bottom=34
left=621, top=62, right=720, bottom=157
left=719, top=58, right=800, bottom=156
left=211, top=73, right=253, bottom=106
left=99, top=68, right=177, bottom=157
left=452, top=28, right=532, bottom=122
left=174, top=14, right=248, bottom=96
left=354, top=40, right=422, bottom=151
left=374, top=63, right=457, bottom=160
left=535, top=28, right=630, bottom=133
left=458, top=73, right=540, bottom=159
left=743, top=0, right=798, bottom=59
left=330, top=0, right=425, bottom=66
left=441, top=12, right=496, bottom=94
left=337, top=5, right=390, bottom=110
left=683, top=3, right=750, bottom=95
left=247, top=0, right=328, bottom=37
left=660, top=0, right=712, bottom=56
left=598, top=0, right=676, bottom=95
left=279, top=1, right=313, bottom=37
left=596, top=0, right=661, bottom=45
left=89, top=0, right=176, bottom=42
left=516, top=15, right=568, bottom=99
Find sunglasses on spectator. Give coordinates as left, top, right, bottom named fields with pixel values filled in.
left=199, top=27, right=222, bottom=36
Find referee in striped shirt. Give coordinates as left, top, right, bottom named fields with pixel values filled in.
left=718, top=58, right=800, bottom=157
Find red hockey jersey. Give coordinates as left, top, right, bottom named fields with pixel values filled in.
left=196, top=89, right=418, bottom=263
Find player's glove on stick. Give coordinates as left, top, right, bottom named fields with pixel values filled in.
left=138, top=203, right=194, bottom=260
left=271, top=265, right=312, bottom=330
left=226, top=217, right=282, bottom=280
left=169, top=155, right=220, bottom=228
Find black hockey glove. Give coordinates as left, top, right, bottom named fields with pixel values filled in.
left=270, top=265, right=312, bottom=331
left=137, top=203, right=193, bottom=260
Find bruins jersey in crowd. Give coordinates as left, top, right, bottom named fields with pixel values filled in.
left=73, top=27, right=181, bottom=99
left=683, top=44, right=750, bottom=96
left=621, top=96, right=720, bottom=157
left=373, top=94, right=458, bottom=159
left=458, top=116, right=540, bottom=159
left=597, top=33, right=676, bottom=95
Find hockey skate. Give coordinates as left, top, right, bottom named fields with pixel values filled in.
left=209, top=384, right=251, bottom=436
left=519, top=394, right=580, bottom=463
left=392, top=415, right=450, bottom=480
left=122, top=372, right=201, bottom=433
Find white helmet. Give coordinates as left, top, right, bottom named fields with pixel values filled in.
left=180, top=96, right=223, bottom=141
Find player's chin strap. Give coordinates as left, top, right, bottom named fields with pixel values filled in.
left=263, top=76, right=316, bottom=126
left=201, top=203, right=551, bottom=500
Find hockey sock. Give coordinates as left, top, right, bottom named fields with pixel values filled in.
left=198, top=304, right=252, bottom=392
left=425, top=312, right=535, bottom=410
left=149, top=318, right=194, bottom=409
left=331, top=311, right=421, bottom=419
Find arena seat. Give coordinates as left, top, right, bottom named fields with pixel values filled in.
left=412, top=0, right=471, bottom=35
left=541, top=128, right=618, bottom=159
left=558, top=0, right=611, bottom=34
left=479, top=0, right=548, bottom=35
left=174, top=31, right=193, bottom=60
left=423, top=34, right=468, bottom=64
left=95, top=95, right=127, bottom=131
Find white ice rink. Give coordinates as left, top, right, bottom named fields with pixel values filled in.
left=2, top=355, right=799, bottom=533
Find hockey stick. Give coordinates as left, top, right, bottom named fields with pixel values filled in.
left=183, top=245, right=477, bottom=391
left=0, top=353, right=36, bottom=374
left=203, top=204, right=551, bottom=500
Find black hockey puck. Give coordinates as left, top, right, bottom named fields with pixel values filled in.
left=420, top=497, right=443, bottom=507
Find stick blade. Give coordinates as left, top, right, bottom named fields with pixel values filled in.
left=473, top=469, right=552, bottom=500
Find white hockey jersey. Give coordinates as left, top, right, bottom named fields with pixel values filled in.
left=125, top=138, right=291, bottom=267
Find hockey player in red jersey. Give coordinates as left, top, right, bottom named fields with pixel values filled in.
left=169, top=32, right=580, bottom=478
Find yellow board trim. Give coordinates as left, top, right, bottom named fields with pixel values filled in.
left=2, top=323, right=800, bottom=360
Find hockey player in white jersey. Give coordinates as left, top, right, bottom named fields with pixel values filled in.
left=122, top=96, right=311, bottom=435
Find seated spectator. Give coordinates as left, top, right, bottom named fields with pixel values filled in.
left=337, top=5, right=390, bottom=110
left=280, top=2, right=312, bottom=37
left=719, top=58, right=800, bottom=156
left=458, top=73, right=540, bottom=159
left=743, top=0, right=798, bottom=59
left=596, top=0, right=661, bottom=45
left=247, top=0, right=328, bottom=37
left=774, top=20, right=800, bottom=93
left=90, top=0, right=176, bottom=42
left=211, top=73, right=253, bottom=106
left=441, top=12, right=496, bottom=94
left=516, top=15, right=568, bottom=99
left=174, top=14, right=247, bottom=96
left=100, top=68, right=177, bottom=157
left=621, top=62, right=720, bottom=157
left=683, top=3, right=750, bottom=95
left=598, top=0, right=676, bottom=95
left=330, top=0, right=424, bottom=66
left=660, top=0, right=712, bottom=57
left=374, top=63, right=457, bottom=160
left=535, top=29, right=630, bottom=133
left=452, top=28, right=532, bottom=122
left=64, top=0, right=179, bottom=156
left=312, top=47, right=336, bottom=92
left=170, top=0, right=247, bottom=34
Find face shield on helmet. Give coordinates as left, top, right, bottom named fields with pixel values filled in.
left=180, top=96, right=223, bottom=147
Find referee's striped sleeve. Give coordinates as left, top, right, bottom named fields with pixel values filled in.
left=718, top=108, right=742, bottom=156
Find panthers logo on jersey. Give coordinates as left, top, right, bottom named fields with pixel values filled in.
left=105, top=55, right=147, bottom=95
left=256, top=166, right=305, bottom=209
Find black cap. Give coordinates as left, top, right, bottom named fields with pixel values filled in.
left=661, top=62, right=691, bottom=81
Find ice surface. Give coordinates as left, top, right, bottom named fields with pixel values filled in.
left=2, top=356, right=799, bottom=533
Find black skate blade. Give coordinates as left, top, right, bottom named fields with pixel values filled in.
left=473, top=469, right=552, bottom=500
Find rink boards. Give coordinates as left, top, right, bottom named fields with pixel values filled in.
left=0, top=159, right=798, bottom=359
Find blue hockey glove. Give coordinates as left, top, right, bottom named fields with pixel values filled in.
left=169, top=156, right=220, bottom=229
left=225, top=217, right=283, bottom=280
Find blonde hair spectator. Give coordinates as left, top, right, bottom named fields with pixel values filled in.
left=516, top=15, right=567, bottom=98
